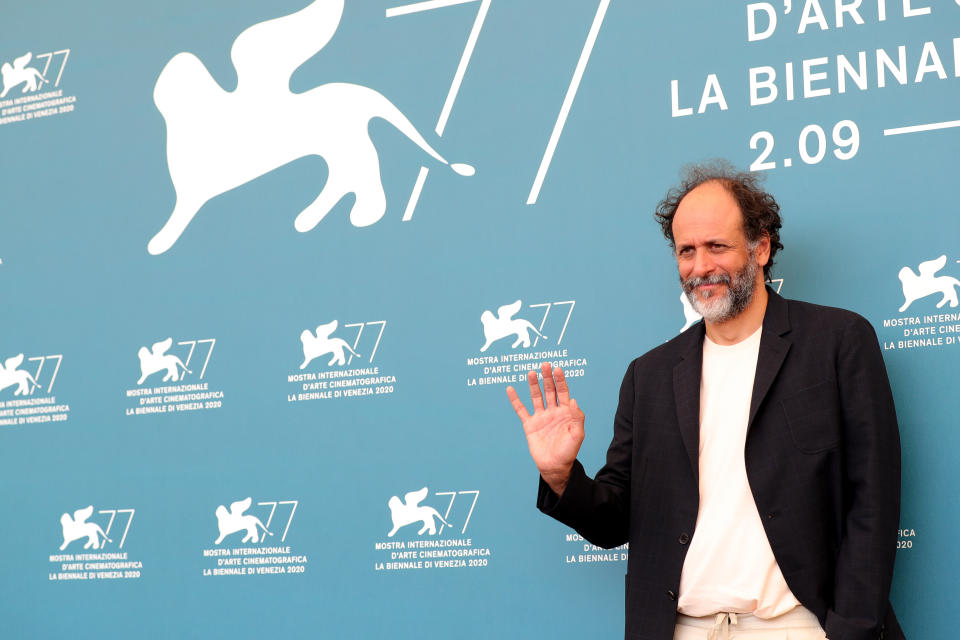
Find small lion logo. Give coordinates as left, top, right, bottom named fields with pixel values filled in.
left=479, top=300, right=547, bottom=352
left=299, top=320, right=361, bottom=368
left=387, top=487, right=451, bottom=537
left=898, top=255, right=960, bottom=312
left=60, top=506, right=112, bottom=550
left=0, top=52, right=47, bottom=98
left=0, top=354, right=40, bottom=396
left=136, top=338, right=191, bottom=385
left=214, top=497, right=273, bottom=544
left=679, top=289, right=701, bottom=332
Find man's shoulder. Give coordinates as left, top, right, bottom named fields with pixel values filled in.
left=627, top=325, right=700, bottom=373
left=622, top=293, right=877, bottom=374
left=780, top=295, right=874, bottom=335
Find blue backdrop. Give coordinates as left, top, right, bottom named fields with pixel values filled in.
left=1, top=0, right=956, bottom=637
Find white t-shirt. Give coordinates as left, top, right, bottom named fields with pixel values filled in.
left=676, top=326, right=800, bottom=618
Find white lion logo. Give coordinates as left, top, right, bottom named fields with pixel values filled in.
left=299, top=320, right=361, bottom=368
left=0, top=52, right=47, bottom=98
left=898, top=255, right=960, bottom=312
left=679, top=289, right=702, bottom=332
left=148, top=0, right=474, bottom=255
left=136, top=337, right=191, bottom=385
left=387, top=487, right=451, bottom=537
left=480, top=299, right=547, bottom=352
left=59, top=506, right=112, bottom=550
left=214, top=497, right=273, bottom=544
left=0, top=354, right=40, bottom=396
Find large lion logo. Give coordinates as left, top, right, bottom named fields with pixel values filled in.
left=479, top=299, right=547, bottom=352
left=148, top=0, right=474, bottom=255
left=387, top=487, right=451, bottom=537
left=898, top=255, right=960, bottom=312
left=214, top=497, right=273, bottom=544
left=299, top=320, right=361, bottom=368
left=136, top=338, right=191, bottom=385
left=0, top=354, right=40, bottom=396
left=0, top=52, right=47, bottom=98
left=59, top=506, right=112, bottom=550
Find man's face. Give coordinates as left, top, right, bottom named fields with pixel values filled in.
left=671, top=181, right=766, bottom=324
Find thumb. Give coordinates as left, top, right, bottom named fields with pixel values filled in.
left=570, top=398, right=585, bottom=421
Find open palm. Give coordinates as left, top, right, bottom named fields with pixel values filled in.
left=506, top=363, right=585, bottom=495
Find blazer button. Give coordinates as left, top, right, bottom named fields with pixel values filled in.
left=678, top=533, right=690, bottom=545
left=667, top=590, right=677, bottom=600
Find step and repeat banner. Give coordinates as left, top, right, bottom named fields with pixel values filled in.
left=1, top=0, right=956, bottom=637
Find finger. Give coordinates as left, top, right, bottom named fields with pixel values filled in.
left=554, top=368, right=571, bottom=405
left=505, top=386, right=531, bottom=422
left=541, top=362, right=557, bottom=407
left=527, top=369, right=545, bottom=411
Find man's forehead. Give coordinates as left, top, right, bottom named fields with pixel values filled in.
left=678, top=180, right=739, bottom=211
left=673, top=182, right=743, bottom=238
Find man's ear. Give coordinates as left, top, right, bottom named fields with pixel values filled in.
left=755, top=232, right=771, bottom=267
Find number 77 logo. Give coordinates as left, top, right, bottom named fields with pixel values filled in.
left=434, top=490, right=479, bottom=535
left=385, top=0, right=610, bottom=214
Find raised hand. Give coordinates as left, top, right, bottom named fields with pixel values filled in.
left=506, top=362, right=585, bottom=496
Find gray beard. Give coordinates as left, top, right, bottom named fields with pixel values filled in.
left=681, top=255, right=758, bottom=324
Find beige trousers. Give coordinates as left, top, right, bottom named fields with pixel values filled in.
left=673, top=606, right=827, bottom=640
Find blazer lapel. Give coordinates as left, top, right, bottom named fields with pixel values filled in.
left=748, top=288, right=792, bottom=430
left=673, top=323, right=705, bottom=482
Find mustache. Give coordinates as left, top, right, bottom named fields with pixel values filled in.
left=681, top=273, right=731, bottom=293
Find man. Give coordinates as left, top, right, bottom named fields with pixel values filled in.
left=506, top=164, right=903, bottom=640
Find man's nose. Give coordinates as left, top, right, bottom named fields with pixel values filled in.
left=692, top=249, right=715, bottom=276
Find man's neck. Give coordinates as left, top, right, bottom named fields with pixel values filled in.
left=704, top=281, right=768, bottom=346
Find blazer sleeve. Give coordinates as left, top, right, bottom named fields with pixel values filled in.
left=824, top=316, right=902, bottom=640
left=536, top=360, right=635, bottom=549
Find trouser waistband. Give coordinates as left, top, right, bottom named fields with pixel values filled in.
left=676, top=606, right=821, bottom=630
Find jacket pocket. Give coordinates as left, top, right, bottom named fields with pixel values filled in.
left=780, top=381, right=841, bottom=453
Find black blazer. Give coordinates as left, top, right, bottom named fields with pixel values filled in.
left=539, top=290, right=904, bottom=640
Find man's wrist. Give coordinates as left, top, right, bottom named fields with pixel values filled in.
left=541, top=469, right=570, bottom=496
